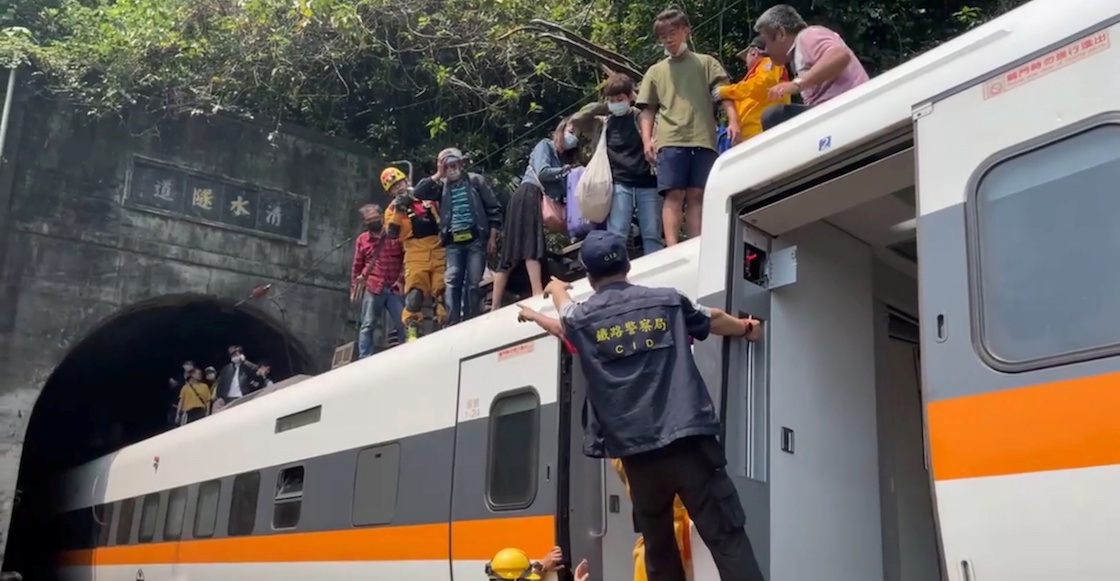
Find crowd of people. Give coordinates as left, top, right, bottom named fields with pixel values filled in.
left=350, top=4, right=868, bottom=359
left=165, top=346, right=274, bottom=427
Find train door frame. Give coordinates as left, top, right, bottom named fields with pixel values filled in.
left=555, top=346, right=606, bottom=581
left=448, top=335, right=562, bottom=581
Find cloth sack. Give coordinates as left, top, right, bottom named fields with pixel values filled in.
left=574, top=123, right=614, bottom=223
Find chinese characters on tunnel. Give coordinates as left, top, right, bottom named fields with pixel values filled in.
left=127, top=157, right=309, bottom=243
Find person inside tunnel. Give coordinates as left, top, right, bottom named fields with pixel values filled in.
left=2, top=294, right=313, bottom=576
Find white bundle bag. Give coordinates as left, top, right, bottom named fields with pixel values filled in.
left=575, top=119, right=614, bottom=224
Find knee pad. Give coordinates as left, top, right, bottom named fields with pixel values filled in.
left=404, top=289, right=425, bottom=313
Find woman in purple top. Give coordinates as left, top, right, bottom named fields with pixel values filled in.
left=752, top=4, right=870, bottom=130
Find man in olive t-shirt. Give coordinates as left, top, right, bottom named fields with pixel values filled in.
left=637, top=6, right=740, bottom=246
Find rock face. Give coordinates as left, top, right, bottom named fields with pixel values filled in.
left=0, top=85, right=392, bottom=564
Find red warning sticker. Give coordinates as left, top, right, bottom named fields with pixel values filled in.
left=983, top=30, right=1110, bottom=100
left=498, top=341, right=534, bottom=361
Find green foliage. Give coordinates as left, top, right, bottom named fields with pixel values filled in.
left=1, top=0, right=1027, bottom=183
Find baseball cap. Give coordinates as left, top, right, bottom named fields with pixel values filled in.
left=438, top=147, right=464, bottom=164
left=579, top=231, right=629, bottom=276
left=736, top=36, right=767, bottom=58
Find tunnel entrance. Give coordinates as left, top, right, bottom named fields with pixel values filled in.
left=3, top=293, right=315, bottom=573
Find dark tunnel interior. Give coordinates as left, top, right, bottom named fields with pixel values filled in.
left=3, top=295, right=314, bottom=574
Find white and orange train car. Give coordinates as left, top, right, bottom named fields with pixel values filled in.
left=46, top=0, right=1120, bottom=579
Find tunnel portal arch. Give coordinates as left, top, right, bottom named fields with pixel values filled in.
left=4, top=293, right=316, bottom=572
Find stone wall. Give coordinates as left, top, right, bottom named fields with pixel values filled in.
left=0, top=81, right=385, bottom=560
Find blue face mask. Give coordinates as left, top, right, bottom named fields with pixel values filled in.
left=607, top=101, right=630, bottom=116
left=563, top=131, right=578, bottom=150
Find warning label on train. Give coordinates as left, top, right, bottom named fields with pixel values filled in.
left=983, top=30, right=1110, bottom=99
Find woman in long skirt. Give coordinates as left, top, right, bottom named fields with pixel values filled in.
left=490, top=117, right=580, bottom=309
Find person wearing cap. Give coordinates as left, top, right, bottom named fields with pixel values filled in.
left=516, top=230, right=766, bottom=581
left=384, top=164, right=447, bottom=340
left=713, top=36, right=790, bottom=143
left=413, top=148, right=503, bottom=326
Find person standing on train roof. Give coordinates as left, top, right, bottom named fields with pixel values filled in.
left=382, top=166, right=447, bottom=341
left=515, top=230, right=765, bottom=581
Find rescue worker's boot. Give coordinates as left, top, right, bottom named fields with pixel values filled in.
left=405, top=319, right=421, bottom=342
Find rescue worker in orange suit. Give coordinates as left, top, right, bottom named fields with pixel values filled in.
left=612, top=458, right=691, bottom=581
left=486, top=547, right=565, bottom=581
left=714, top=36, right=790, bottom=143
left=381, top=166, right=447, bottom=341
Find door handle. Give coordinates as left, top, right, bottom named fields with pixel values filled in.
left=593, top=459, right=608, bottom=537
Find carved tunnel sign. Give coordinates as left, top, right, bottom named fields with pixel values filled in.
left=125, top=155, right=310, bottom=244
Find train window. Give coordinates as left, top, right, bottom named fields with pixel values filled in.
left=115, top=498, right=136, bottom=545
left=971, top=123, right=1120, bottom=370
left=352, top=443, right=400, bottom=526
left=164, top=487, right=188, bottom=540
left=272, top=466, right=304, bottom=530
left=94, top=503, right=114, bottom=547
left=193, top=480, right=221, bottom=538
left=229, top=471, right=260, bottom=536
left=486, top=389, right=540, bottom=510
left=138, top=492, right=161, bottom=543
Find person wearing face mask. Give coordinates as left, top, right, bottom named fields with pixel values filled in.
left=572, top=72, right=663, bottom=256
left=383, top=166, right=447, bottom=341
left=351, top=203, right=406, bottom=358
left=637, top=5, right=739, bottom=247
left=714, top=37, right=791, bottom=143
left=490, top=117, right=580, bottom=310
left=213, top=345, right=259, bottom=410
left=412, top=148, right=503, bottom=326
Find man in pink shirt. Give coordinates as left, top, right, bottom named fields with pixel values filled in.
left=752, top=5, right=869, bottom=130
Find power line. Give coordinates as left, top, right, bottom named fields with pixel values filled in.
left=470, top=0, right=751, bottom=169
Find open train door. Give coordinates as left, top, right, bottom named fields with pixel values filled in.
left=914, top=19, right=1120, bottom=581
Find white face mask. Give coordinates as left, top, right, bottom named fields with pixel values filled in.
left=562, top=131, right=578, bottom=150
left=446, top=169, right=462, bottom=182
left=607, top=101, right=630, bottom=116
left=663, top=41, right=689, bottom=58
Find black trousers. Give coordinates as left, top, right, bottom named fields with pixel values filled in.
left=620, top=436, right=765, bottom=581
left=760, top=103, right=812, bottom=131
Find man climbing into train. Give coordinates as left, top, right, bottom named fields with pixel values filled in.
left=515, top=230, right=766, bottom=581
left=382, top=165, right=447, bottom=341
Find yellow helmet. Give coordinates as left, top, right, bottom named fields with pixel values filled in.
left=380, top=167, right=407, bottom=192
left=485, top=548, right=540, bottom=580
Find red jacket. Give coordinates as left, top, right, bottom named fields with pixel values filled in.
left=351, top=230, right=404, bottom=295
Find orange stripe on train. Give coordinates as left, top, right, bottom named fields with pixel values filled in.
left=927, top=370, right=1120, bottom=480
left=58, top=514, right=554, bottom=566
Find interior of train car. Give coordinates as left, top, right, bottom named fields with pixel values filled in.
left=696, top=131, right=939, bottom=581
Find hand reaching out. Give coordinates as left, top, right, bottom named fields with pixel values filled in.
left=543, top=276, right=572, bottom=299
left=574, top=559, right=589, bottom=581
left=539, top=545, right=564, bottom=572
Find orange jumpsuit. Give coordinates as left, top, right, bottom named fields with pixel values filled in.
left=717, top=56, right=790, bottom=142
left=611, top=458, right=691, bottom=581
left=385, top=194, right=446, bottom=332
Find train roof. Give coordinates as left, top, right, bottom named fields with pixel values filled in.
left=701, top=0, right=1116, bottom=292
left=55, top=238, right=704, bottom=511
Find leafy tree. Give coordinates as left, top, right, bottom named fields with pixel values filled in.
left=2, top=0, right=1025, bottom=184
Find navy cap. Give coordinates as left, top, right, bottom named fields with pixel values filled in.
left=579, top=231, right=629, bottom=276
